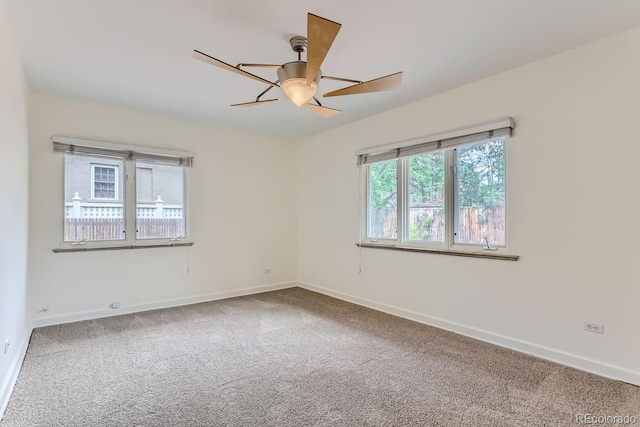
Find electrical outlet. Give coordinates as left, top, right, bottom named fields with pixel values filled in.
left=264, top=269, right=272, bottom=274
left=584, top=322, right=604, bottom=334
left=110, top=302, right=120, bottom=309
left=4, top=338, right=10, bottom=354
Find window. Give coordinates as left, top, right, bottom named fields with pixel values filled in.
left=454, top=139, right=506, bottom=246
left=407, top=152, right=445, bottom=243
left=56, top=137, right=192, bottom=245
left=91, top=164, right=118, bottom=199
left=135, top=162, right=185, bottom=240
left=360, top=118, right=512, bottom=252
left=65, top=155, right=125, bottom=242
left=367, top=160, right=397, bottom=239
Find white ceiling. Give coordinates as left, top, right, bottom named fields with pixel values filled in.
left=4, top=0, right=640, bottom=141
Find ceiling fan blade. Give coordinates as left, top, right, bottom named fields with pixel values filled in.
left=231, top=99, right=279, bottom=107
left=306, top=14, right=341, bottom=86
left=323, top=72, right=403, bottom=97
left=304, top=103, right=341, bottom=118
left=193, top=50, right=279, bottom=88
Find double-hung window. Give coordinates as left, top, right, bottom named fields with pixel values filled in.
left=55, top=137, right=193, bottom=246
left=91, top=164, right=119, bottom=199
left=360, top=118, right=513, bottom=253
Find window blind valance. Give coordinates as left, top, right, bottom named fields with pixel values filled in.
left=52, top=136, right=194, bottom=167
left=356, top=117, right=514, bottom=166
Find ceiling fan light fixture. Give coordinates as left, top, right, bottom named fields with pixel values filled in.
left=281, top=78, right=317, bottom=107
left=277, top=61, right=320, bottom=107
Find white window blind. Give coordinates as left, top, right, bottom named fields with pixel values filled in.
left=356, top=117, right=514, bottom=166
left=52, top=136, right=194, bottom=167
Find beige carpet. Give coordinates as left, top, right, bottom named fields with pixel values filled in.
left=2, top=287, right=638, bottom=426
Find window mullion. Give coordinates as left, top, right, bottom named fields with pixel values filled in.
left=361, top=166, right=368, bottom=241
left=124, top=159, right=136, bottom=243
left=364, top=165, right=371, bottom=239
left=397, top=158, right=406, bottom=244
left=182, top=167, right=189, bottom=239
left=445, top=150, right=455, bottom=249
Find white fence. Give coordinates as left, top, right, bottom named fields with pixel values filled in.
left=65, top=193, right=183, bottom=219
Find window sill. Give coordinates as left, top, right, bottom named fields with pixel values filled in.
left=356, top=243, right=519, bottom=261
left=52, top=241, right=194, bottom=253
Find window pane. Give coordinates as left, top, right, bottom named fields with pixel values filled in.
left=455, top=139, right=506, bottom=246
left=136, top=162, right=185, bottom=240
left=408, top=153, right=445, bottom=242
left=64, top=155, right=125, bottom=242
left=367, top=160, right=397, bottom=239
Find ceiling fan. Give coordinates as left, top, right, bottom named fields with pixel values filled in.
left=193, top=13, right=403, bottom=118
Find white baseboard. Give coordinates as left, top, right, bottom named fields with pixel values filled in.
left=0, top=327, right=32, bottom=421
left=32, top=281, right=297, bottom=328
left=297, top=281, right=640, bottom=386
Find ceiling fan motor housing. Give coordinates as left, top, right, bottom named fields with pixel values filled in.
left=277, top=61, right=321, bottom=83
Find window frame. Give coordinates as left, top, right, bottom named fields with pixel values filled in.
left=361, top=137, right=509, bottom=254
left=56, top=136, right=192, bottom=249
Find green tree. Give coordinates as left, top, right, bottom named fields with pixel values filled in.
left=368, top=160, right=398, bottom=238
left=407, top=153, right=445, bottom=241
left=369, top=160, right=397, bottom=212
left=457, top=140, right=505, bottom=208
left=408, top=153, right=445, bottom=205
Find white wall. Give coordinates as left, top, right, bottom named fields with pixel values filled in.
left=0, top=2, right=30, bottom=416
left=297, top=27, right=640, bottom=384
left=28, top=91, right=297, bottom=325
